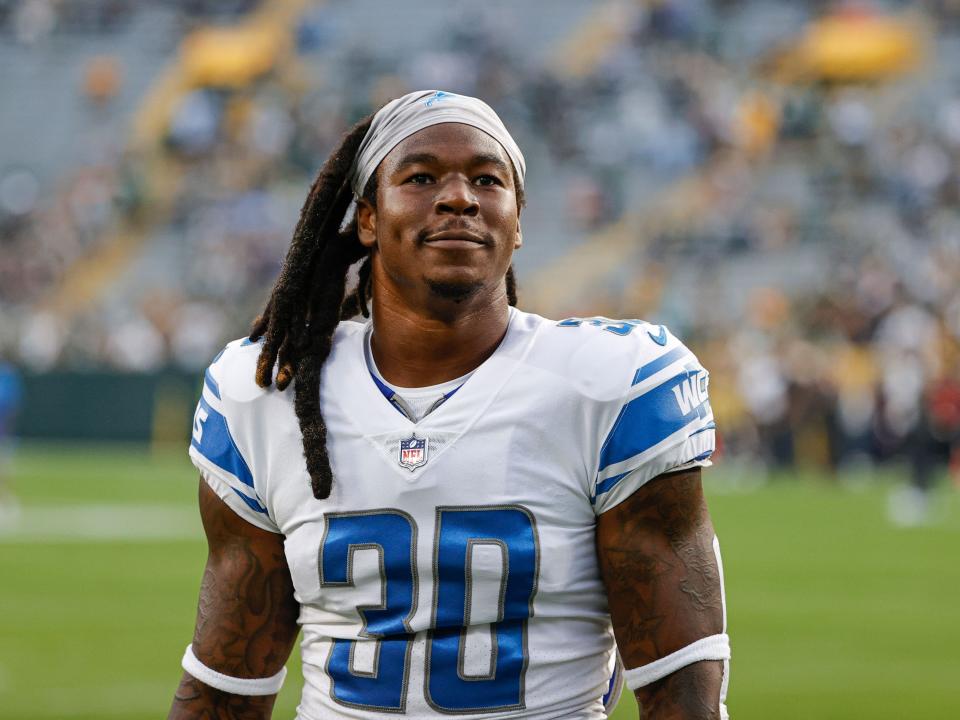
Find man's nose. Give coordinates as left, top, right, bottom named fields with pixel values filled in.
left=435, top=177, right=479, bottom=216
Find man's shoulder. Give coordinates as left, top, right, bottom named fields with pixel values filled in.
left=207, top=321, right=367, bottom=399
left=203, top=336, right=264, bottom=404
left=519, top=311, right=695, bottom=403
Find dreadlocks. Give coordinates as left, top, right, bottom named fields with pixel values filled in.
left=249, top=115, right=524, bottom=500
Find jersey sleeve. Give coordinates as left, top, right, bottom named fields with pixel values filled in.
left=591, top=333, right=716, bottom=515
left=188, top=343, right=281, bottom=533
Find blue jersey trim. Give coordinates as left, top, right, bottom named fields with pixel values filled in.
left=370, top=373, right=397, bottom=401
left=368, top=371, right=464, bottom=419
left=191, top=396, right=255, bottom=489
left=591, top=470, right=632, bottom=504
left=602, top=662, right=619, bottom=708
left=632, top=346, right=690, bottom=386
left=369, top=373, right=409, bottom=419
left=689, top=421, right=716, bottom=437
left=442, top=384, right=462, bottom=400
left=592, top=447, right=714, bottom=506
left=231, top=487, right=268, bottom=514
left=599, top=371, right=709, bottom=472
left=204, top=368, right=221, bottom=399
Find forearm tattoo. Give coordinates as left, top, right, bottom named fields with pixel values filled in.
left=635, top=661, right=723, bottom=719
left=171, top=675, right=278, bottom=719
left=596, top=470, right=724, bottom=717
left=168, top=483, right=299, bottom=719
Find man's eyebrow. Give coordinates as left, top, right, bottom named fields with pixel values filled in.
left=470, top=153, right=511, bottom=174
left=393, top=152, right=440, bottom=170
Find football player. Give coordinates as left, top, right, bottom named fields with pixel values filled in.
left=169, top=90, right=730, bottom=719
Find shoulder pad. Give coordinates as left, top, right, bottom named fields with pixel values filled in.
left=533, top=316, right=693, bottom=402
left=204, top=336, right=271, bottom=404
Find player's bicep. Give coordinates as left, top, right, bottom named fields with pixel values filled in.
left=170, top=481, right=299, bottom=718
left=191, top=478, right=299, bottom=677
left=596, top=468, right=726, bottom=714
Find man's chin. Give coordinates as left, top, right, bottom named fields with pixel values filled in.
left=425, top=279, right=484, bottom=303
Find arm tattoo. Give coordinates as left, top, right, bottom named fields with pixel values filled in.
left=596, top=469, right=724, bottom=718
left=171, top=675, right=278, bottom=719
left=168, top=481, right=299, bottom=720
left=636, top=661, right=723, bottom=719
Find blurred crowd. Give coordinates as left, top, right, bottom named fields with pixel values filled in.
left=557, top=0, right=960, bottom=492
left=0, top=0, right=259, bottom=40
left=1, top=0, right=959, bottom=489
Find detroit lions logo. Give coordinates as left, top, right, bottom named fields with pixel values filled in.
left=647, top=325, right=667, bottom=346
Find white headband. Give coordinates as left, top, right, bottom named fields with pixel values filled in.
left=348, top=90, right=526, bottom=197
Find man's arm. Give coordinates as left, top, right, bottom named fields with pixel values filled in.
left=168, top=479, right=300, bottom=719
left=596, top=467, right=726, bottom=719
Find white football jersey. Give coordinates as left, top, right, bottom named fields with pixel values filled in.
left=188, top=309, right=715, bottom=719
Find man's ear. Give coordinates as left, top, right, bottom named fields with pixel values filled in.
left=357, top=198, right=377, bottom=249
left=514, top=212, right=523, bottom=250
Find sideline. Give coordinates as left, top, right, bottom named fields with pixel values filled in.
left=0, top=504, right=199, bottom=543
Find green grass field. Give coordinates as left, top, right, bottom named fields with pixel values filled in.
left=1, top=444, right=958, bottom=719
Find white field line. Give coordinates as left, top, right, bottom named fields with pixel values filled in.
left=0, top=504, right=200, bottom=543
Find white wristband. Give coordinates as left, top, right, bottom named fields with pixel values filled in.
left=623, top=633, right=731, bottom=690
left=182, top=644, right=287, bottom=696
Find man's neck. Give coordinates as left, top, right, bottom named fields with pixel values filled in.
left=368, top=285, right=511, bottom=388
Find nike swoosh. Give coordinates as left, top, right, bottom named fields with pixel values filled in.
left=647, top=326, right=667, bottom=346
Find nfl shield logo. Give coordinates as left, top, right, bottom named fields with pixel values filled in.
left=398, top=435, right=428, bottom=471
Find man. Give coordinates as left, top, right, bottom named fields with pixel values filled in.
left=0, top=360, right=22, bottom=521
left=170, top=90, right=729, bottom=719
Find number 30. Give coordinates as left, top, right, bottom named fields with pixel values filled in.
left=319, top=506, right=540, bottom=713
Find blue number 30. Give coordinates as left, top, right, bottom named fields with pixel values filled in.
left=319, top=506, right=540, bottom=713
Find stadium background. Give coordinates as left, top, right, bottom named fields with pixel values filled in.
left=1, top=0, right=958, bottom=717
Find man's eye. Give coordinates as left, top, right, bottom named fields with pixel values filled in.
left=407, top=173, right=433, bottom=184
left=475, top=175, right=502, bottom=186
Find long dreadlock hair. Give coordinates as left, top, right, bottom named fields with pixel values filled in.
left=249, top=114, right=523, bottom=500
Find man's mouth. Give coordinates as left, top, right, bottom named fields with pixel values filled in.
left=422, top=229, right=492, bottom=249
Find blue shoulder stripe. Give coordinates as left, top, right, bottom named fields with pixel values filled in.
left=204, top=368, right=221, bottom=399
left=599, top=370, right=710, bottom=472
left=191, top=396, right=255, bottom=489
left=632, top=346, right=690, bottom=386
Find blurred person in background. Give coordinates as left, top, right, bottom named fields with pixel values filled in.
left=0, top=359, right=22, bottom=522
left=170, top=90, right=729, bottom=719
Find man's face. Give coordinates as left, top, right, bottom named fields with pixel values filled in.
left=357, top=122, right=522, bottom=306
